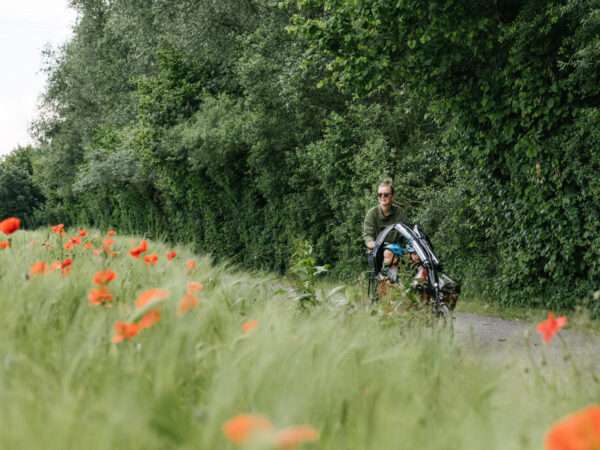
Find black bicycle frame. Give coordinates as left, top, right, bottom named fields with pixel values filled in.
left=371, top=222, right=446, bottom=315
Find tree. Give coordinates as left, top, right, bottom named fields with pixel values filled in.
left=0, top=147, right=45, bottom=226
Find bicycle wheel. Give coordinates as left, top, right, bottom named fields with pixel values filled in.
left=367, top=270, right=379, bottom=304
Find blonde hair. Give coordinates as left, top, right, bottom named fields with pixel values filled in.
left=378, top=178, right=394, bottom=195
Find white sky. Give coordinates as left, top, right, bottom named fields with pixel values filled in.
left=0, top=1, right=76, bottom=156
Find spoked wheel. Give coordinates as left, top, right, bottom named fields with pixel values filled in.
left=434, top=302, right=450, bottom=319
left=367, top=270, right=379, bottom=304
left=430, top=299, right=454, bottom=333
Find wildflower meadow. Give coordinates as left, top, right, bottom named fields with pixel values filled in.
left=0, top=218, right=598, bottom=450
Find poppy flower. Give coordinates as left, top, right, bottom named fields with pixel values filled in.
left=0, top=217, right=20, bottom=235
left=50, top=261, right=62, bottom=271
left=0, top=240, right=10, bottom=250
left=112, top=321, right=139, bottom=343
left=223, top=415, right=274, bottom=445
left=129, top=240, right=148, bottom=258
left=102, top=239, right=117, bottom=257
left=51, top=224, right=65, bottom=235
left=30, top=261, right=47, bottom=276
left=88, top=287, right=113, bottom=306
left=106, top=229, right=116, bottom=237
left=167, top=251, right=177, bottom=261
left=84, top=242, right=94, bottom=250
left=275, top=425, right=319, bottom=450
left=187, top=281, right=204, bottom=294
left=178, top=293, right=199, bottom=316
left=242, top=319, right=259, bottom=334
left=60, top=258, right=73, bottom=275
left=186, top=259, right=197, bottom=271
left=138, top=309, right=160, bottom=330
left=545, top=405, right=600, bottom=450
left=144, top=253, right=158, bottom=266
left=93, top=270, right=117, bottom=285
left=135, top=288, right=170, bottom=309
left=537, top=312, right=568, bottom=343
left=78, top=229, right=88, bottom=237
left=64, top=236, right=81, bottom=250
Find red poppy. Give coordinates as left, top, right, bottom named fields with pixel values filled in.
left=187, top=281, right=204, bottom=294
left=167, top=251, right=177, bottom=261
left=178, top=293, right=199, bottom=316
left=88, top=287, right=113, bottom=306
left=0, top=217, right=20, bottom=235
left=102, top=239, right=117, bottom=257
left=112, top=321, right=139, bottom=343
left=135, top=288, right=170, bottom=309
left=60, top=258, right=73, bottom=275
left=223, top=415, right=274, bottom=445
left=138, top=309, right=161, bottom=330
left=93, top=270, right=117, bottom=285
left=84, top=242, right=94, bottom=250
left=537, top=312, right=568, bottom=343
left=30, top=261, right=47, bottom=276
left=242, top=319, right=259, bottom=334
left=186, top=259, right=197, bottom=271
left=275, top=425, right=319, bottom=450
left=79, top=229, right=88, bottom=237
left=51, top=224, right=65, bottom=235
left=0, top=240, right=10, bottom=250
left=144, top=253, right=158, bottom=266
left=545, top=405, right=600, bottom=450
left=64, top=236, right=81, bottom=250
left=106, top=229, right=116, bottom=237
left=129, top=239, right=148, bottom=258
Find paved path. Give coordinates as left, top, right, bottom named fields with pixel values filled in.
left=453, top=312, right=600, bottom=374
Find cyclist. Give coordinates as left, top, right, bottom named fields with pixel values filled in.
left=362, top=178, right=406, bottom=281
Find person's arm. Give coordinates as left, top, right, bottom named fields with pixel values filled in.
left=363, top=209, right=377, bottom=249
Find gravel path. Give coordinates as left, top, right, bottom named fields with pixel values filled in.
left=453, top=312, right=600, bottom=374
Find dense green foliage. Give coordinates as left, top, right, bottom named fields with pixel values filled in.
left=287, top=0, right=600, bottom=307
left=0, top=230, right=596, bottom=449
left=2, top=0, right=598, bottom=308
left=0, top=147, right=45, bottom=227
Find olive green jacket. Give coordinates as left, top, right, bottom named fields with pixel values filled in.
left=362, top=204, right=405, bottom=246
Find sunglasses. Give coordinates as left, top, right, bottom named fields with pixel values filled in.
left=377, top=192, right=392, bottom=198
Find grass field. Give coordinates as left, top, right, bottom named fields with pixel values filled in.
left=0, top=227, right=597, bottom=450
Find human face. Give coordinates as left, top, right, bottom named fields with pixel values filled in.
left=377, top=186, right=393, bottom=209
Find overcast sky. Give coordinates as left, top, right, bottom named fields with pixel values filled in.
left=0, top=1, right=76, bottom=156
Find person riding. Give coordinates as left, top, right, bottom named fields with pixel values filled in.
left=362, top=178, right=407, bottom=280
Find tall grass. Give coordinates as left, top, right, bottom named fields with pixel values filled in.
left=0, top=229, right=596, bottom=450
